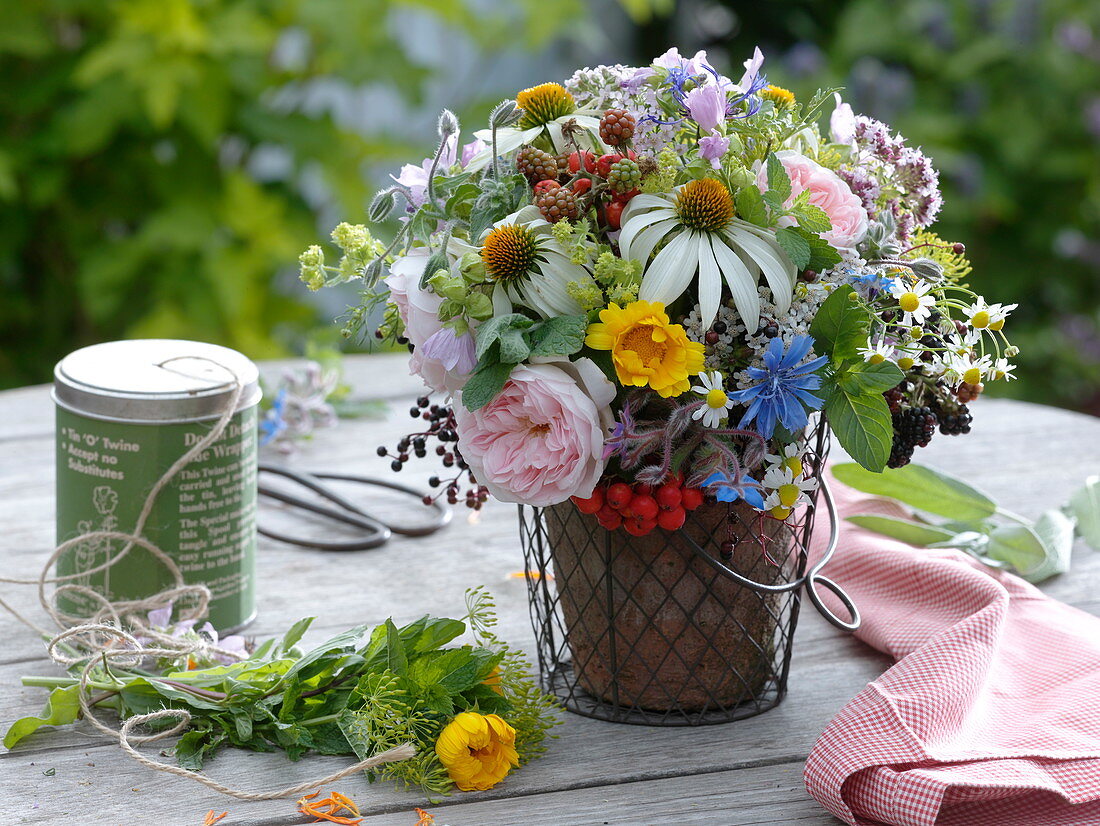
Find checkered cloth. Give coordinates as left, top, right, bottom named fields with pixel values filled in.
left=803, top=473, right=1100, bottom=826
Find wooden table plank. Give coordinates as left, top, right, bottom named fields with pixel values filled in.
left=1, top=355, right=1099, bottom=826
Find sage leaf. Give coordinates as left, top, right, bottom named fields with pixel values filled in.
left=1069, top=475, right=1100, bottom=550
left=3, top=686, right=82, bottom=749
left=832, top=462, right=997, bottom=521
left=846, top=514, right=957, bottom=546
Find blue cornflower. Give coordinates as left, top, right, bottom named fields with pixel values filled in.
left=258, top=388, right=288, bottom=446
left=850, top=271, right=897, bottom=300
left=703, top=470, right=766, bottom=510
left=730, top=336, right=828, bottom=438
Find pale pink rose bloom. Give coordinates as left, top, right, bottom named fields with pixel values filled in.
left=756, top=149, right=869, bottom=251
left=386, top=250, right=471, bottom=393
left=454, top=358, right=615, bottom=507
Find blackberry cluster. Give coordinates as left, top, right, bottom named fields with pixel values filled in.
left=935, top=401, right=972, bottom=436
left=883, top=382, right=906, bottom=414
left=888, top=406, right=937, bottom=468
left=516, top=145, right=558, bottom=184
left=535, top=187, right=579, bottom=223
left=598, top=108, right=635, bottom=146
left=376, top=398, right=487, bottom=510
left=607, top=158, right=641, bottom=193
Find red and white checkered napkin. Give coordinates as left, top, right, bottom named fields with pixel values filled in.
left=803, top=474, right=1100, bottom=826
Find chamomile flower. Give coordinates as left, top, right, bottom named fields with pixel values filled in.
left=691, top=371, right=734, bottom=428
left=987, top=302, right=1018, bottom=331
left=965, top=298, right=996, bottom=330
left=889, top=278, right=936, bottom=325
left=858, top=340, right=894, bottom=365
left=944, top=352, right=993, bottom=387
left=764, top=443, right=807, bottom=477
left=761, top=465, right=818, bottom=519
left=990, top=357, right=1017, bottom=381
left=619, top=178, right=798, bottom=331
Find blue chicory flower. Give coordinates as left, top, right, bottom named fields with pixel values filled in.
left=703, top=470, right=766, bottom=510
left=730, top=335, right=828, bottom=438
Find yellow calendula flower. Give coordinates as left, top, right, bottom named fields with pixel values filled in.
left=585, top=300, right=705, bottom=397
left=435, top=712, right=520, bottom=792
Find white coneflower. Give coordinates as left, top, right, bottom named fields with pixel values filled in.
left=889, top=278, right=936, bottom=325
left=618, top=178, right=797, bottom=332
left=691, top=371, right=734, bottom=428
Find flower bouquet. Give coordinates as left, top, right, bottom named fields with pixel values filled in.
left=303, top=46, right=1018, bottom=722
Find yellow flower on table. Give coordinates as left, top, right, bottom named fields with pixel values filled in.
left=585, top=300, right=705, bottom=397
left=435, top=712, right=520, bottom=791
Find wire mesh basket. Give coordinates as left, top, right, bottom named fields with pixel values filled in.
left=518, top=417, right=858, bottom=726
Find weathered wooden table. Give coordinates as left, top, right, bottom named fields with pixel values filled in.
left=2, top=353, right=1098, bottom=826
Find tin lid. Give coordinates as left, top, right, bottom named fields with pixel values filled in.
left=54, top=339, right=262, bottom=423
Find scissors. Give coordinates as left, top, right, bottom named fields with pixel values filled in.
left=257, top=464, right=451, bottom=551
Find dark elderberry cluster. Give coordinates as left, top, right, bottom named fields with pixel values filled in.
left=376, top=397, right=488, bottom=510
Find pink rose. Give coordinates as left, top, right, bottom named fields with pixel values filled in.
left=454, top=358, right=615, bottom=506
left=386, top=250, right=472, bottom=393
left=756, top=150, right=869, bottom=252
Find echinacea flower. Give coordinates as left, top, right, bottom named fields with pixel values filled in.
left=703, top=469, right=765, bottom=509
left=585, top=300, right=705, bottom=397
left=691, top=371, right=734, bottom=427
left=889, top=278, right=936, bottom=326
left=452, top=206, right=597, bottom=319
left=730, top=336, right=827, bottom=438
left=620, top=178, right=797, bottom=330
left=435, top=712, right=520, bottom=791
left=469, top=83, right=605, bottom=169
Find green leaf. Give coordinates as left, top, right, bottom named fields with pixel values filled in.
left=831, top=462, right=998, bottom=521
left=528, top=315, right=586, bottom=357
left=791, top=202, right=832, bottom=234
left=734, top=185, right=769, bottom=227
left=804, top=231, right=843, bottom=273
left=824, top=388, right=893, bottom=472
left=837, top=360, right=904, bottom=395
left=497, top=326, right=530, bottom=363
left=985, top=524, right=1051, bottom=582
left=762, top=189, right=787, bottom=213
left=846, top=514, right=958, bottom=546
left=774, top=226, right=811, bottom=270
left=174, top=727, right=227, bottom=771
left=3, top=686, right=82, bottom=749
left=461, top=360, right=514, bottom=411
left=404, top=617, right=467, bottom=654
left=279, top=618, right=313, bottom=655
left=808, top=285, right=869, bottom=363
left=385, top=619, right=408, bottom=677
left=474, top=313, right=534, bottom=361
left=1068, top=475, right=1100, bottom=550
left=766, top=153, right=792, bottom=203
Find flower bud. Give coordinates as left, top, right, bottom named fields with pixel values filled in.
left=908, top=257, right=943, bottom=282
left=438, top=108, right=459, bottom=139
left=1004, top=345, right=1019, bottom=357
left=490, top=99, right=523, bottom=129
left=363, top=257, right=385, bottom=288
left=369, top=188, right=398, bottom=223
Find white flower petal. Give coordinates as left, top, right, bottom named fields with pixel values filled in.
left=623, top=194, right=675, bottom=222
left=466, top=126, right=543, bottom=172
left=697, top=234, right=722, bottom=328
left=709, top=234, right=761, bottom=333
left=638, top=231, right=697, bottom=305
left=629, top=219, right=679, bottom=267
left=619, top=208, right=676, bottom=260
left=729, top=220, right=797, bottom=315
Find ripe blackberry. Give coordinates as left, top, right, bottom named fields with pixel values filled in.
left=607, top=158, right=641, bottom=193
left=535, top=187, right=579, bottom=223
left=516, top=145, right=558, bottom=184
left=888, top=407, right=937, bottom=468
left=937, top=403, right=972, bottom=436
left=599, top=108, right=635, bottom=146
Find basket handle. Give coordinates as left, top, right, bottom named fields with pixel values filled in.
left=683, top=478, right=861, bottom=632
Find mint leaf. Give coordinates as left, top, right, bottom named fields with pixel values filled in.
left=766, top=153, right=792, bottom=203
left=474, top=313, right=534, bottom=361
left=792, top=203, right=832, bottom=234
left=528, top=315, right=586, bottom=357
left=762, top=189, right=787, bottom=214
left=774, top=226, right=811, bottom=270
left=734, top=185, right=769, bottom=227
left=831, top=462, right=998, bottom=521
left=824, top=388, right=893, bottom=472
left=461, top=359, right=514, bottom=411
left=836, top=360, right=904, bottom=395
left=804, top=230, right=843, bottom=272
left=498, top=326, right=530, bottom=363
left=808, top=285, right=870, bottom=363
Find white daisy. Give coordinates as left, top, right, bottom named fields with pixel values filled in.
left=618, top=178, right=798, bottom=332
left=764, top=443, right=807, bottom=478
left=691, top=370, right=734, bottom=428
left=943, top=352, right=993, bottom=387
left=761, top=465, right=818, bottom=518
left=990, top=357, right=1017, bottom=381
left=987, top=302, right=1018, bottom=332
left=451, top=206, right=597, bottom=319
left=858, top=340, right=895, bottom=365
left=965, top=298, right=995, bottom=330
left=889, top=278, right=936, bottom=325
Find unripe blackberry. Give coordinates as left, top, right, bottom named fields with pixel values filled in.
left=607, top=158, right=641, bottom=193
left=956, top=382, right=983, bottom=403
left=599, top=108, right=635, bottom=146
left=536, top=187, right=579, bottom=223
left=516, top=145, right=558, bottom=183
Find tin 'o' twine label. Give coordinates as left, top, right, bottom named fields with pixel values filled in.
left=56, top=406, right=257, bottom=631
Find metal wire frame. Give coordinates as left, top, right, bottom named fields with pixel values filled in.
left=518, top=417, right=859, bottom=726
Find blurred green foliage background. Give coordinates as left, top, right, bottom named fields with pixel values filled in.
left=2, top=0, right=1099, bottom=413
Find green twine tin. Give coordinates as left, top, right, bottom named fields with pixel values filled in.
left=53, top=340, right=262, bottom=632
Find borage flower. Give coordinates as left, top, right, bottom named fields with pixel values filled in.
left=730, top=336, right=827, bottom=438
left=620, top=178, right=797, bottom=330
left=691, top=371, right=734, bottom=428
left=703, top=469, right=765, bottom=509
left=585, top=300, right=705, bottom=398
left=435, top=712, right=520, bottom=791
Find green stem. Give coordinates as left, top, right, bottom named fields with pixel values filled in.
left=996, top=507, right=1032, bottom=527
left=300, top=713, right=341, bottom=728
